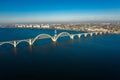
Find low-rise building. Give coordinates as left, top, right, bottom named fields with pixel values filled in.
left=41, top=24, right=50, bottom=28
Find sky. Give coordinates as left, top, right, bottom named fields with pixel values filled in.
left=0, top=0, right=120, bottom=23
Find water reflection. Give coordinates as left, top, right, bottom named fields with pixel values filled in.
left=5, top=38, right=83, bottom=54
left=13, top=47, right=17, bottom=54
left=22, top=39, right=76, bottom=53
left=52, top=42, right=57, bottom=47
left=78, top=38, right=81, bottom=42
left=29, top=45, right=33, bottom=53
left=56, top=39, right=74, bottom=47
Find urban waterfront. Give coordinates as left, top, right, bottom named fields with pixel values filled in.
left=0, top=28, right=120, bottom=79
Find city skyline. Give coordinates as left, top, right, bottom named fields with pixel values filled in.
left=0, top=0, right=120, bottom=23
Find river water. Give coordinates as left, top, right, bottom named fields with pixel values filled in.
left=0, top=28, right=120, bottom=80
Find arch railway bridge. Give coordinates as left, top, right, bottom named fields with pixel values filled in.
left=0, top=31, right=109, bottom=48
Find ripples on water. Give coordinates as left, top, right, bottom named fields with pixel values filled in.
left=0, top=28, right=120, bottom=79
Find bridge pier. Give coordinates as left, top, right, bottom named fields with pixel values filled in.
left=84, top=33, right=87, bottom=37
left=95, top=32, right=98, bottom=35
left=90, top=33, right=93, bottom=37
left=78, top=34, right=81, bottom=38
left=29, top=39, right=32, bottom=46
left=108, top=31, right=110, bottom=34
left=13, top=41, right=17, bottom=48
left=70, top=35, right=74, bottom=39
left=100, top=32, right=102, bottom=35
left=52, top=37, right=57, bottom=42
left=104, top=32, right=107, bottom=34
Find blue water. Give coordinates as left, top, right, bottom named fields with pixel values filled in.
left=0, top=28, right=120, bottom=80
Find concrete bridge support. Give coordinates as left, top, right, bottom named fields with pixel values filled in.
left=13, top=41, right=17, bottom=48
left=52, top=37, right=57, bottom=42
left=90, top=33, right=93, bottom=37
left=70, top=35, right=74, bottom=40
left=29, top=39, right=32, bottom=46
left=95, top=32, right=98, bottom=35
left=78, top=34, right=81, bottom=38
left=100, top=32, right=102, bottom=35
left=84, top=33, right=87, bottom=37
left=108, top=31, right=111, bottom=34
left=104, top=32, right=107, bottom=34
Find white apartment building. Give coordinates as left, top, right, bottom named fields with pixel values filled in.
left=41, top=24, right=50, bottom=28
left=17, top=24, right=25, bottom=28
left=33, top=24, right=41, bottom=28
left=26, top=25, right=32, bottom=28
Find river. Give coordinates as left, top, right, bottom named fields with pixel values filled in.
left=0, top=28, right=120, bottom=80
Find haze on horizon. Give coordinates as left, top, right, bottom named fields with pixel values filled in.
left=0, top=0, right=120, bottom=24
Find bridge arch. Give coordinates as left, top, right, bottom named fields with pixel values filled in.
left=81, top=33, right=88, bottom=37
left=73, top=34, right=80, bottom=39
left=87, top=33, right=94, bottom=37
left=16, top=40, right=30, bottom=46
left=56, top=32, right=71, bottom=41
left=97, top=32, right=103, bottom=35
left=0, top=42, right=14, bottom=47
left=32, top=34, right=53, bottom=44
left=93, top=32, right=99, bottom=35
left=79, top=33, right=85, bottom=38
left=86, top=33, right=91, bottom=36
left=92, top=32, right=96, bottom=36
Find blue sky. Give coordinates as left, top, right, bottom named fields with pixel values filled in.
left=0, top=0, right=120, bottom=23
